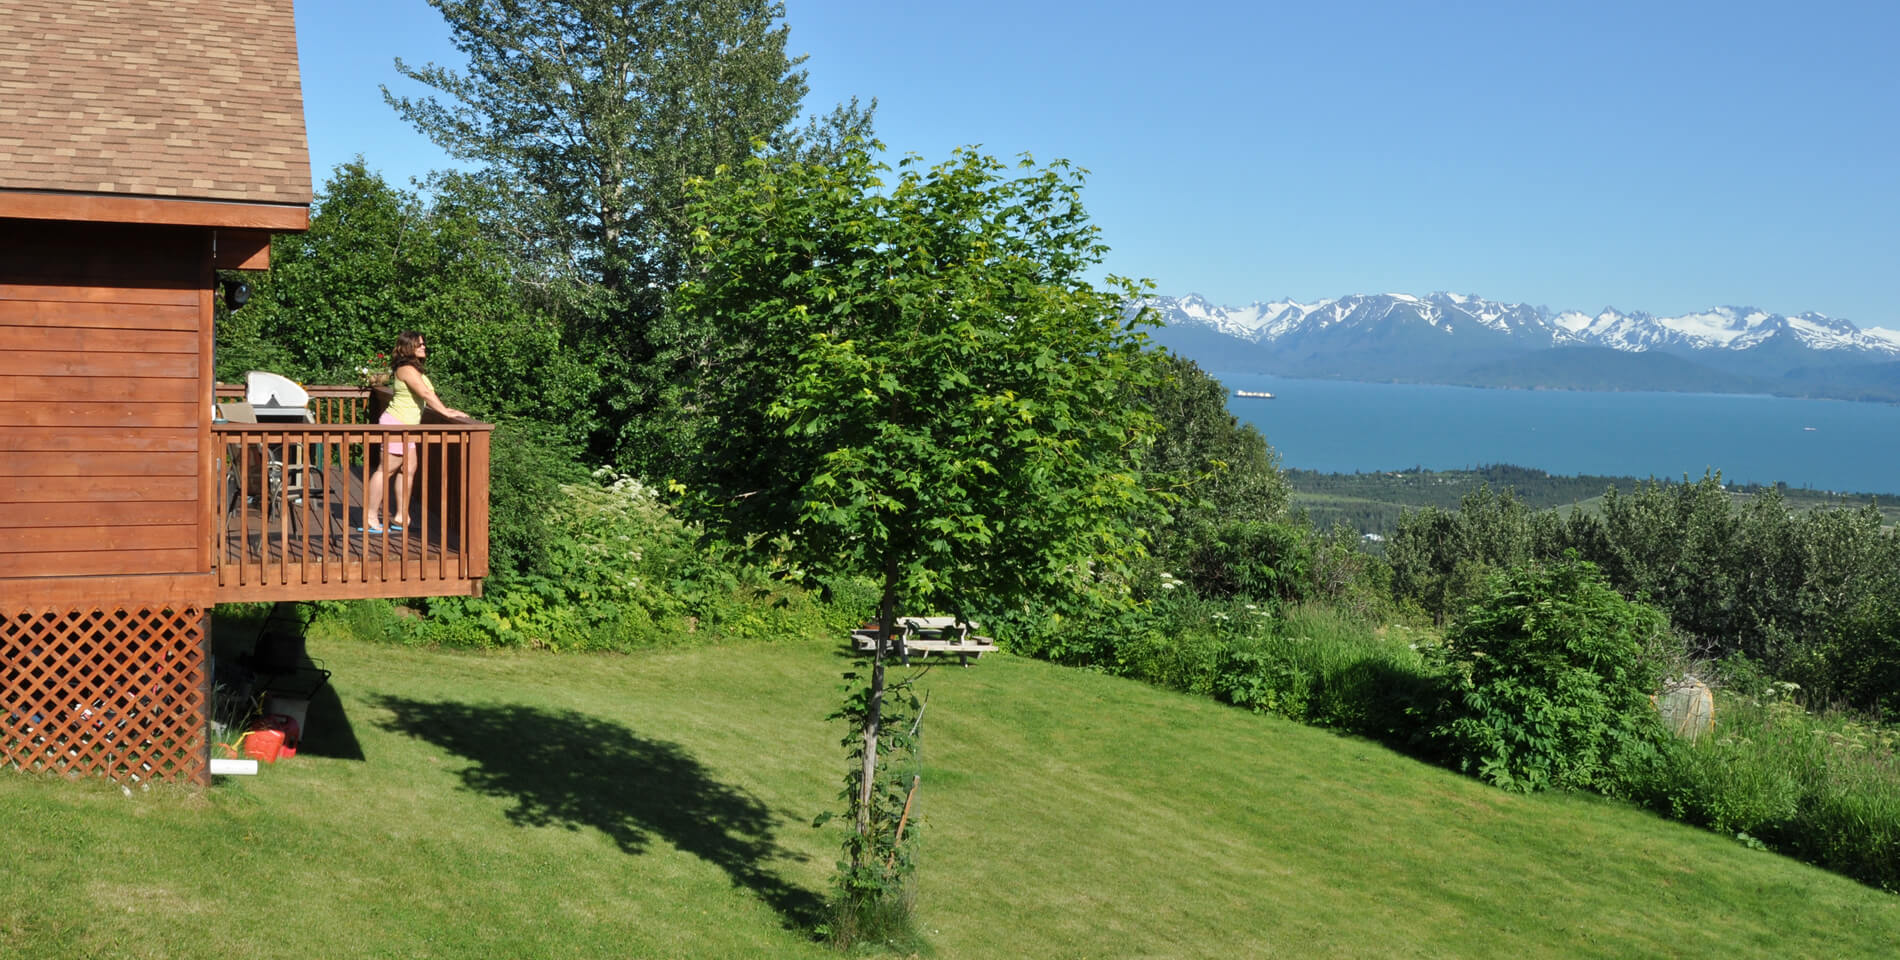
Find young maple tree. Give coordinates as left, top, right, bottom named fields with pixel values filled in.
left=674, top=142, right=1164, bottom=887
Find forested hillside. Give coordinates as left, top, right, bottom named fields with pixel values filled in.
left=1291, top=464, right=1900, bottom=537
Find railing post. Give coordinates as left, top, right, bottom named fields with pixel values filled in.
left=468, top=428, right=490, bottom=583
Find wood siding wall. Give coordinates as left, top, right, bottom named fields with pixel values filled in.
left=0, top=220, right=211, bottom=586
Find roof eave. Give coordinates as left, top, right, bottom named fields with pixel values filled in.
left=0, top=189, right=309, bottom=231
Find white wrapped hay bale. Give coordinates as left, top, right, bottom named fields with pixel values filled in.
left=1653, top=677, right=1715, bottom=741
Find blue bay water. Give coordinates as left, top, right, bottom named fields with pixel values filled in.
left=1213, top=373, right=1900, bottom=495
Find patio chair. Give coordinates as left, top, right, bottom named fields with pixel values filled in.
left=220, top=400, right=322, bottom=537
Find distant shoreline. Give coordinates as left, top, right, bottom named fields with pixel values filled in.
left=1285, top=464, right=1900, bottom=539
left=1284, top=463, right=1900, bottom=501
left=1205, top=371, right=1900, bottom=407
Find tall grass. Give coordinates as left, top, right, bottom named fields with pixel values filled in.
left=1634, top=687, right=1900, bottom=890
left=1214, top=607, right=1437, bottom=737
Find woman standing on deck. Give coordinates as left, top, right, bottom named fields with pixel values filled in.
left=362, top=330, right=467, bottom=533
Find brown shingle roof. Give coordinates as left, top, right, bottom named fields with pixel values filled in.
left=0, top=0, right=311, bottom=207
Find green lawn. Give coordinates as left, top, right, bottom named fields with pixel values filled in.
left=4, top=632, right=1897, bottom=958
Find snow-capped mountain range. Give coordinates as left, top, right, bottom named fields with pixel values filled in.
left=1153, top=292, right=1900, bottom=356
left=1143, top=292, right=1900, bottom=400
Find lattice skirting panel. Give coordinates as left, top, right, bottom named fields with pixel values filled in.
left=1, top=606, right=209, bottom=784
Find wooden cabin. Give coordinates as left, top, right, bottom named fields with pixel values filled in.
left=1, top=2, right=491, bottom=785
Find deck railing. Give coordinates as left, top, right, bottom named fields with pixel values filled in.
left=209, top=385, right=491, bottom=602
left=214, top=382, right=374, bottom=425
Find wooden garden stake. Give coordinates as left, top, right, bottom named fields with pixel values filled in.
left=887, top=774, right=921, bottom=869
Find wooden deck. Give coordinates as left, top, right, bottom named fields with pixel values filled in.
left=213, top=419, right=490, bottom=602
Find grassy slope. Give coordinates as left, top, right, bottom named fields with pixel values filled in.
left=4, top=634, right=1898, bottom=959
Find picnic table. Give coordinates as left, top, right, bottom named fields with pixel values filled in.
left=852, top=616, right=997, bottom=666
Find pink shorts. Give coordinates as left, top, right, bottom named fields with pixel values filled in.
left=378, top=411, right=416, bottom=455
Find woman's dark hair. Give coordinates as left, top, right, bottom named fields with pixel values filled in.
left=390, top=330, right=426, bottom=371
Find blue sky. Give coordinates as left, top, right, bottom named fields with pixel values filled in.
left=296, top=1, right=1900, bottom=327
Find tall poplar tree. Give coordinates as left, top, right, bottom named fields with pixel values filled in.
left=385, top=0, right=871, bottom=463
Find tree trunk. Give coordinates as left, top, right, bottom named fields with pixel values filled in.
left=856, top=550, right=901, bottom=861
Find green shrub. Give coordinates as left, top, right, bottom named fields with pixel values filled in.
left=484, top=419, right=592, bottom=587
left=306, top=598, right=423, bottom=647
left=1216, top=610, right=1435, bottom=737
left=1431, top=555, right=1672, bottom=794
left=1179, top=519, right=1312, bottom=602
left=1305, top=521, right=1396, bottom=621
left=993, top=587, right=1268, bottom=695
left=1386, top=486, right=1546, bottom=624
left=1825, top=595, right=1900, bottom=718
left=813, top=573, right=882, bottom=633
left=997, top=583, right=1436, bottom=742
left=422, top=470, right=831, bottom=651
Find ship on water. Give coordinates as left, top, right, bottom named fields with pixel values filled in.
left=1234, top=389, right=1275, bottom=399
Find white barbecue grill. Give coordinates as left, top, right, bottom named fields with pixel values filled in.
left=245, top=370, right=313, bottom=422
left=228, top=372, right=322, bottom=533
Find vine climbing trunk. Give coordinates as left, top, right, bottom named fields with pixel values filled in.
left=856, top=549, right=900, bottom=860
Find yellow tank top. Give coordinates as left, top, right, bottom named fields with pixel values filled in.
left=387, top=369, right=432, bottom=424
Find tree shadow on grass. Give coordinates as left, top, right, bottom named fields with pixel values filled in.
left=295, top=682, right=364, bottom=761
left=371, top=696, right=823, bottom=932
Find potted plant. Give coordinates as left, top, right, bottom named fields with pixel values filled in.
left=208, top=681, right=260, bottom=776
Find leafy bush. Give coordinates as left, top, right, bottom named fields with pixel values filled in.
left=1216, top=612, right=1437, bottom=738
left=1304, top=521, right=1396, bottom=621
left=1821, top=595, right=1900, bottom=718
left=998, top=582, right=1435, bottom=741
left=1179, top=519, right=1312, bottom=602
left=1430, top=555, right=1672, bottom=794
left=423, top=471, right=833, bottom=651
left=992, top=585, right=1254, bottom=696
left=483, top=419, right=592, bottom=587
left=1386, top=485, right=1548, bottom=624
left=1386, top=474, right=1900, bottom=715
left=1108, top=596, right=1255, bottom=697
left=303, top=598, right=425, bottom=648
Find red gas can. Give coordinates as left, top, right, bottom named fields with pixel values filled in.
left=244, top=714, right=300, bottom=763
